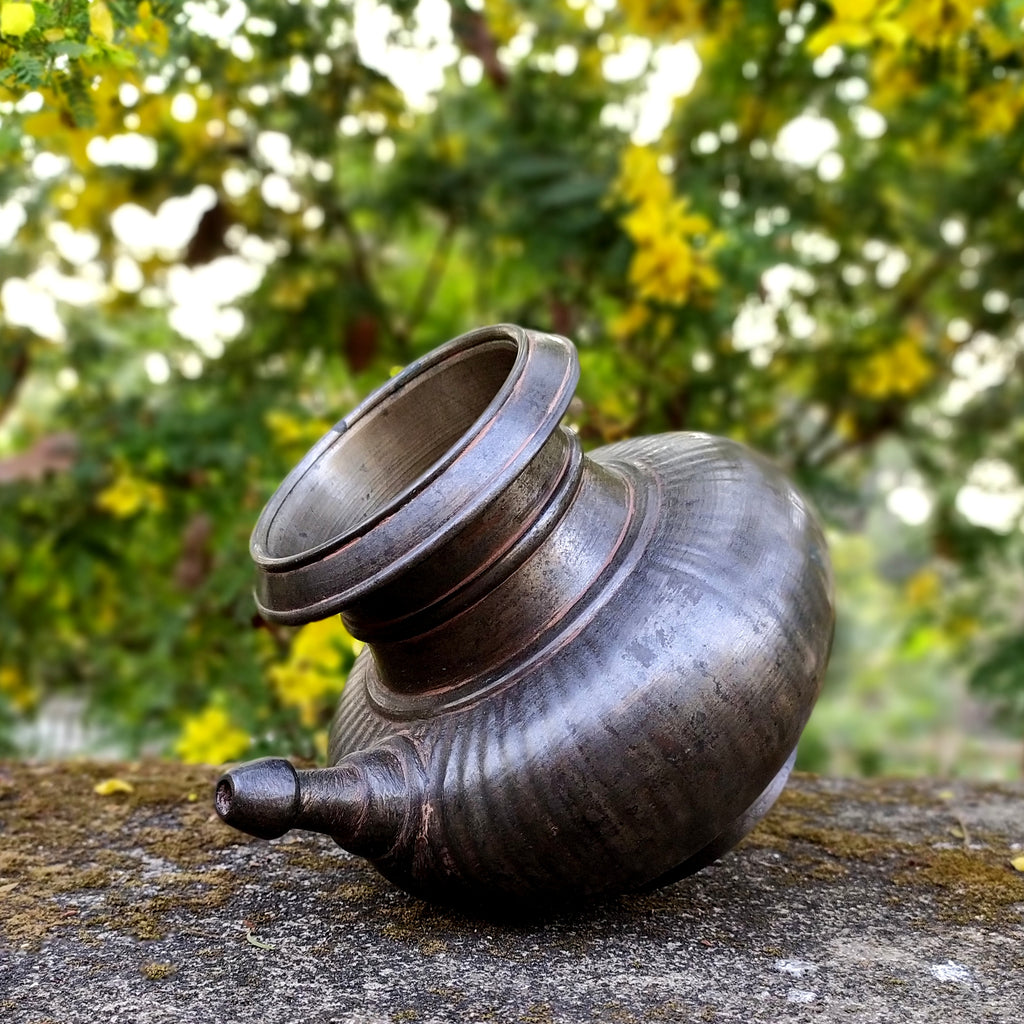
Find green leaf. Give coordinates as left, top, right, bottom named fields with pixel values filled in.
left=533, top=175, right=607, bottom=209
left=94, top=41, right=137, bottom=68
left=970, top=634, right=1024, bottom=722
left=50, top=40, right=90, bottom=59
left=501, top=154, right=576, bottom=182
left=7, top=50, right=45, bottom=87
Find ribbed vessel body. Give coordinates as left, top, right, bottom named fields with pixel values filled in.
left=327, top=432, right=832, bottom=907
left=229, top=324, right=835, bottom=911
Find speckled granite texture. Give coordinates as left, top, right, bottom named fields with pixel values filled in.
left=1, top=762, right=1021, bottom=1023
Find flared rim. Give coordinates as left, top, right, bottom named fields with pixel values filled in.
left=250, top=323, right=579, bottom=623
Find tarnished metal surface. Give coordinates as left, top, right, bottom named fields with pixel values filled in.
left=217, top=324, right=835, bottom=911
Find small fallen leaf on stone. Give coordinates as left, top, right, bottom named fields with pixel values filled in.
left=93, top=778, right=135, bottom=796
left=245, top=929, right=276, bottom=951
left=1011, top=855, right=1024, bottom=873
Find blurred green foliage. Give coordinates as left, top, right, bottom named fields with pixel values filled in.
left=1, top=0, right=1022, bottom=775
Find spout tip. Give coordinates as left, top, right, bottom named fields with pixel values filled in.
left=214, top=757, right=301, bottom=840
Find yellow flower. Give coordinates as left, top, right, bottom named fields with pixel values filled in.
left=969, top=81, right=1024, bottom=138
left=292, top=616, right=360, bottom=666
left=623, top=196, right=712, bottom=246
left=619, top=0, right=704, bottom=38
left=834, top=0, right=884, bottom=17
left=895, top=0, right=978, bottom=50
left=806, top=0, right=906, bottom=55
left=0, top=665, right=36, bottom=712
left=870, top=54, right=920, bottom=112
left=22, top=104, right=95, bottom=172
left=1, top=3, right=35, bottom=37
left=614, top=146, right=719, bottom=309
left=434, top=132, right=466, bottom=166
left=614, top=146, right=673, bottom=208
left=629, top=233, right=696, bottom=304
left=264, top=409, right=331, bottom=449
left=175, top=706, right=250, bottom=764
left=834, top=409, right=860, bottom=440
left=126, top=1, right=169, bottom=56
left=851, top=337, right=933, bottom=399
left=904, top=568, right=940, bottom=607
left=945, top=614, right=978, bottom=639
left=269, top=618, right=358, bottom=726
left=96, top=470, right=166, bottom=518
left=482, top=0, right=522, bottom=46
left=611, top=302, right=651, bottom=338
left=976, top=12, right=1024, bottom=61
left=622, top=203, right=719, bottom=306
left=89, top=1, right=115, bottom=43
left=268, top=270, right=319, bottom=311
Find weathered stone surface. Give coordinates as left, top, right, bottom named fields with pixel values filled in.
left=0, top=761, right=1021, bottom=1023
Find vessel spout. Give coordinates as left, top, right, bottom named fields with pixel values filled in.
left=215, top=747, right=414, bottom=858
left=214, top=757, right=302, bottom=840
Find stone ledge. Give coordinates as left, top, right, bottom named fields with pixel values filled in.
left=0, top=762, right=1021, bottom=1023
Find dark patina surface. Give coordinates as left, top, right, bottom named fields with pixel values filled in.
left=2, top=760, right=1022, bottom=1023
left=221, top=324, right=835, bottom=907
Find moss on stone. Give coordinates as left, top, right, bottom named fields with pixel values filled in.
left=2, top=759, right=1021, bottom=957
left=426, top=986, right=466, bottom=1004
left=0, top=760, right=251, bottom=949
left=331, top=880, right=381, bottom=903
left=282, top=843, right=349, bottom=872
left=418, top=936, right=448, bottom=955
left=893, top=847, right=1024, bottom=925
left=747, top=776, right=1024, bottom=927
left=517, top=1002, right=555, bottom=1023
left=140, top=962, right=178, bottom=981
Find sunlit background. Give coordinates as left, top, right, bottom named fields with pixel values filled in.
left=1, top=0, right=1022, bottom=776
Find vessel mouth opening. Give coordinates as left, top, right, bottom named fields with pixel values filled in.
left=214, top=778, right=234, bottom=818
left=262, top=340, right=518, bottom=560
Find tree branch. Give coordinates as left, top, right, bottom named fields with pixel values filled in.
left=0, top=335, right=32, bottom=427
left=330, top=201, right=408, bottom=363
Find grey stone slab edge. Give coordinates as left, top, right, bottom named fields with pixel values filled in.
left=1, top=771, right=1022, bottom=1024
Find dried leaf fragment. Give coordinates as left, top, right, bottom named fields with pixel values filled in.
left=1010, top=855, right=1024, bottom=873
left=245, top=928, right=277, bottom=951
left=94, top=778, right=135, bottom=796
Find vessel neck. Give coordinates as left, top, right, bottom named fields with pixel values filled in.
left=356, top=446, right=636, bottom=704
left=340, top=423, right=584, bottom=643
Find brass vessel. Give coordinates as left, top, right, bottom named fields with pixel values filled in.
left=216, top=324, right=834, bottom=911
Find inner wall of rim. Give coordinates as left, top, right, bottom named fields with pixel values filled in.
left=265, top=341, right=518, bottom=559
